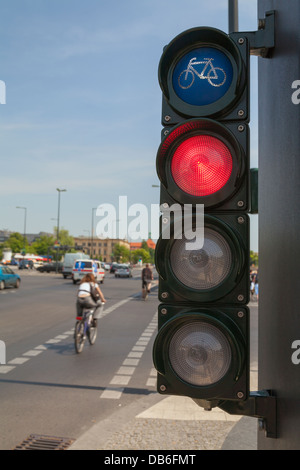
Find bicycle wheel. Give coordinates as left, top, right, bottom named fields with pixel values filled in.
left=87, top=323, right=98, bottom=345
left=207, top=67, right=226, bottom=87
left=74, top=321, right=86, bottom=354
left=178, top=69, right=195, bottom=89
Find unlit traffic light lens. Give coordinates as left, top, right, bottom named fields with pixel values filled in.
left=170, top=227, right=232, bottom=290
left=168, top=321, right=232, bottom=386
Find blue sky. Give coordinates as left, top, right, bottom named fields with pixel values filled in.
left=0, top=0, right=258, bottom=250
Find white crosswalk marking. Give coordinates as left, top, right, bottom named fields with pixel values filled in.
left=100, top=312, right=157, bottom=400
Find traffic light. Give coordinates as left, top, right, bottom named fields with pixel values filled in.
left=153, top=27, right=250, bottom=407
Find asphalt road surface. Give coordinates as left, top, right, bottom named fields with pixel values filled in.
left=0, top=267, right=159, bottom=450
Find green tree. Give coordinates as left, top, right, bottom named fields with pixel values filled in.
left=131, top=248, right=151, bottom=264
left=53, top=227, right=74, bottom=247
left=140, top=240, right=155, bottom=263
left=250, top=250, right=259, bottom=266
left=112, top=243, right=131, bottom=262
left=4, top=232, right=29, bottom=253
left=31, top=235, right=55, bottom=255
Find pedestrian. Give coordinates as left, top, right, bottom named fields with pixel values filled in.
left=250, top=278, right=255, bottom=297
left=254, top=276, right=259, bottom=301
left=76, top=273, right=106, bottom=326
left=142, top=263, right=153, bottom=296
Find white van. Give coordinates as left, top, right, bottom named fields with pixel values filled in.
left=62, top=253, right=89, bottom=279
left=72, top=259, right=105, bottom=284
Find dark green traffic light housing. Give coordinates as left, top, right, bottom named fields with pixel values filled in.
left=153, top=13, right=277, bottom=438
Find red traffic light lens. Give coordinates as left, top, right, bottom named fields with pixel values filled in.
left=157, top=119, right=246, bottom=209
left=171, top=135, right=233, bottom=196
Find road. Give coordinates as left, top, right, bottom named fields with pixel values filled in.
left=0, top=267, right=158, bottom=450
left=0, top=267, right=258, bottom=451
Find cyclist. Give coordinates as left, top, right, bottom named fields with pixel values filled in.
left=76, top=273, right=106, bottom=326
left=142, top=264, right=153, bottom=297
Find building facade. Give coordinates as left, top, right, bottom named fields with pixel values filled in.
left=73, top=237, right=130, bottom=262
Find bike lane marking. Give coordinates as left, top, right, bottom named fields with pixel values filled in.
left=0, top=297, right=133, bottom=375
left=100, top=312, right=157, bottom=399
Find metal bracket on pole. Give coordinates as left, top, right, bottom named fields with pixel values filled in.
left=232, top=10, right=275, bottom=58
left=219, top=390, right=277, bottom=439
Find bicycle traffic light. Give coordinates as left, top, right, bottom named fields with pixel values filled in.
left=159, top=27, right=249, bottom=125
left=153, top=27, right=250, bottom=407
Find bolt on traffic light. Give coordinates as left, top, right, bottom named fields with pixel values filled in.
left=153, top=26, right=251, bottom=406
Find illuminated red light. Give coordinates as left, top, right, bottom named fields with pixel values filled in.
left=171, top=135, right=233, bottom=196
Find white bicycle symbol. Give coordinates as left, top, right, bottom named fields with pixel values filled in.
left=178, top=57, right=227, bottom=89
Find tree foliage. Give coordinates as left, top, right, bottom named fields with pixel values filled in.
left=3, top=232, right=29, bottom=253
left=250, top=250, right=259, bottom=266
left=112, top=244, right=131, bottom=262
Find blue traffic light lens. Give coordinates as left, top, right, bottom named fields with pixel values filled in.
left=172, top=47, right=233, bottom=106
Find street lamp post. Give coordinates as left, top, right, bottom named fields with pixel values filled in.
left=91, top=207, right=96, bottom=259
left=56, top=188, right=67, bottom=243
left=56, top=188, right=67, bottom=272
left=16, top=206, right=27, bottom=254
left=83, top=230, right=91, bottom=257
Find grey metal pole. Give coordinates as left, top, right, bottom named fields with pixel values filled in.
left=16, top=206, right=27, bottom=254
left=258, top=0, right=300, bottom=450
left=91, top=207, right=96, bottom=259
left=228, top=0, right=239, bottom=33
left=56, top=188, right=66, bottom=272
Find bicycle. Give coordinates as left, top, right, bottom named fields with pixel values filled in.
left=178, top=57, right=227, bottom=89
left=74, top=307, right=99, bottom=354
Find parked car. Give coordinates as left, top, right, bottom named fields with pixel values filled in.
left=115, top=264, right=132, bottom=278
left=0, top=266, right=21, bottom=289
left=72, top=259, right=105, bottom=284
left=37, top=262, right=63, bottom=273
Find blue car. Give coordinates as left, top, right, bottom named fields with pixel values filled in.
left=0, top=266, right=21, bottom=290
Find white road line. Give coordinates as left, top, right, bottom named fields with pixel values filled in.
left=101, top=312, right=157, bottom=400
left=146, top=377, right=156, bottom=387
left=23, top=350, right=43, bottom=357
left=100, top=298, right=132, bottom=318
left=0, top=366, right=16, bottom=374
left=110, top=375, right=131, bottom=385
left=8, top=357, right=30, bottom=365
left=101, top=388, right=124, bottom=399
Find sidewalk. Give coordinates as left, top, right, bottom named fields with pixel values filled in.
left=69, top=388, right=257, bottom=451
